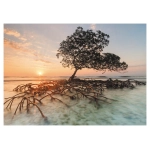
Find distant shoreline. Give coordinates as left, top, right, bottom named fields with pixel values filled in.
left=4, top=76, right=146, bottom=82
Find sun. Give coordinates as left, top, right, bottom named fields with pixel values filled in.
left=37, top=71, right=43, bottom=76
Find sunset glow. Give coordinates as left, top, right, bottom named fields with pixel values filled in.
left=4, top=24, right=146, bottom=77
left=37, top=71, right=43, bottom=76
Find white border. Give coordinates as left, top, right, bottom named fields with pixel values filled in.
left=0, top=0, right=149, bottom=150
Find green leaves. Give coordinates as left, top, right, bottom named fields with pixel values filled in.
left=56, top=26, right=128, bottom=75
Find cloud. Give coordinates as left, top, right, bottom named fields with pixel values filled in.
left=35, top=58, right=51, bottom=64
left=90, top=24, right=96, bottom=30
left=4, top=38, right=29, bottom=53
left=36, top=46, right=42, bottom=49
left=4, top=28, right=28, bottom=42
left=4, top=28, right=20, bottom=37
left=4, top=38, right=51, bottom=64
left=130, top=64, right=146, bottom=67
left=19, top=37, right=27, bottom=41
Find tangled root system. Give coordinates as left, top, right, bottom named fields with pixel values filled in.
left=4, top=78, right=146, bottom=118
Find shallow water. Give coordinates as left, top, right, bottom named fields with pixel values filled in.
left=4, top=78, right=146, bottom=125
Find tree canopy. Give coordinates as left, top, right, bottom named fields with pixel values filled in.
left=57, top=26, right=128, bottom=80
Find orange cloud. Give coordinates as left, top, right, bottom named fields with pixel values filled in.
left=4, top=38, right=28, bottom=53
left=4, top=38, right=51, bottom=64
left=4, top=28, right=28, bottom=42
left=19, top=37, right=27, bottom=41
left=4, top=28, right=20, bottom=37
left=35, top=58, right=51, bottom=64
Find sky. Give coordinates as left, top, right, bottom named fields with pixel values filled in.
left=4, top=24, right=146, bottom=77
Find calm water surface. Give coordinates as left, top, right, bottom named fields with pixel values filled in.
left=4, top=76, right=146, bottom=125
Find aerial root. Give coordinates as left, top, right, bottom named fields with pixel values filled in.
left=4, top=79, right=146, bottom=118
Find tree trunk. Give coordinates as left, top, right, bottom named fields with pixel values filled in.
left=69, top=68, right=78, bottom=81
